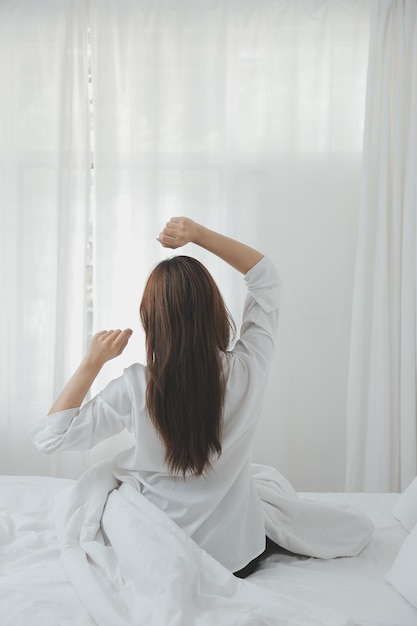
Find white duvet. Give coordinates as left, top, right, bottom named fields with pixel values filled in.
left=3, top=466, right=417, bottom=626
left=0, top=461, right=376, bottom=626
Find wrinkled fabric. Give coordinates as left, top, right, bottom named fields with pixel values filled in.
left=51, top=461, right=374, bottom=625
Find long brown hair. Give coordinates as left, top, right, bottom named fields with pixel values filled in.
left=140, top=256, right=235, bottom=477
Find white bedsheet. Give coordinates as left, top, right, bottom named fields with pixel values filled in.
left=252, top=492, right=417, bottom=626
left=0, top=469, right=415, bottom=626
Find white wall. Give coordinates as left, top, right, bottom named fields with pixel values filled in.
left=246, top=155, right=362, bottom=491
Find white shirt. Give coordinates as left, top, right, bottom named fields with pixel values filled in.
left=30, top=256, right=281, bottom=572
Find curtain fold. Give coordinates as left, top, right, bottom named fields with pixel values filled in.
left=346, top=0, right=417, bottom=492
left=0, top=0, right=90, bottom=477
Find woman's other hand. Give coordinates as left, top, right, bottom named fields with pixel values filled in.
left=85, top=329, right=133, bottom=368
left=48, top=328, right=133, bottom=415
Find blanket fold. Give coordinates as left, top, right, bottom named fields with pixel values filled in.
left=53, top=461, right=372, bottom=626
left=252, top=463, right=374, bottom=558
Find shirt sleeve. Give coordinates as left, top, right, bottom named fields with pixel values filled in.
left=28, top=372, right=133, bottom=454
left=232, top=256, right=281, bottom=374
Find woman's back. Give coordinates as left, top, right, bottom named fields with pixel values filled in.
left=112, top=256, right=281, bottom=571
left=30, top=219, right=281, bottom=573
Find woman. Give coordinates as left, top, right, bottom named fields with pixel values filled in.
left=31, top=217, right=281, bottom=578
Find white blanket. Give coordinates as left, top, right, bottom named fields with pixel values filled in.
left=255, top=464, right=373, bottom=558
left=53, top=462, right=373, bottom=626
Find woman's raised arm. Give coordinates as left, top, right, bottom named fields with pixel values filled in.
left=158, top=217, right=263, bottom=275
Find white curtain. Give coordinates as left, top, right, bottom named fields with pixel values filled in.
left=88, top=0, right=371, bottom=489
left=1, top=0, right=371, bottom=489
left=0, top=0, right=90, bottom=477
left=346, top=0, right=417, bottom=492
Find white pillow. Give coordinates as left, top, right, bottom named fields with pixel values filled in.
left=385, top=522, right=417, bottom=608
left=393, top=476, right=417, bottom=532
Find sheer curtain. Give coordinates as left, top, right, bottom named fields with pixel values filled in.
left=88, top=0, right=370, bottom=489
left=0, top=1, right=371, bottom=488
left=346, top=0, right=417, bottom=492
left=0, top=0, right=90, bottom=477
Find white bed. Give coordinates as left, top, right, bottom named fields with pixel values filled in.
left=252, top=491, right=416, bottom=626
left=0, top=471, right=416, bottom=626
